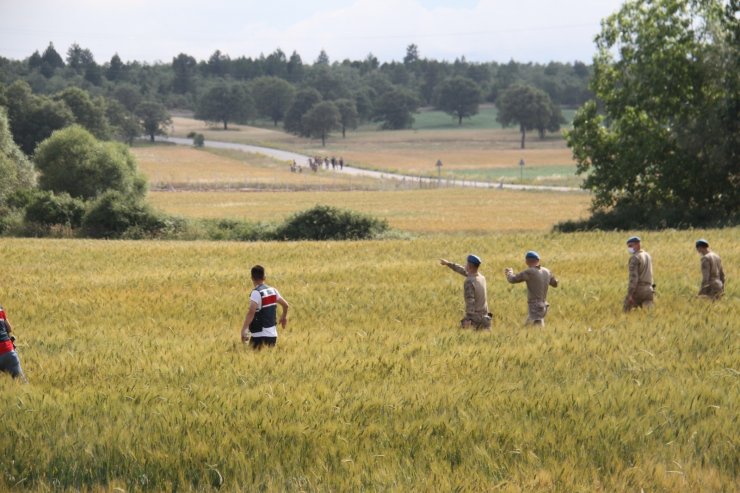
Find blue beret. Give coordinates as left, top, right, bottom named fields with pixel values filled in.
left=626, top=236, right=641, bottom=244
left=467, top=254, right=481, bottom=265
left=695, top=239, right=709, bottom=248
left=525, top=251, right=540, bottom=260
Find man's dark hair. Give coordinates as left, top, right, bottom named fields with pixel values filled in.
left=251, top=265, right=265, bottom=281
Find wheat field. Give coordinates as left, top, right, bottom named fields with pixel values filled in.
left=1, top=229, right=738, bottom=492
left=148, top=188, right=591, bottom=234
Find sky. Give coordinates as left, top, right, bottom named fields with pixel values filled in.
left=0, top=0, right=627, bottom=65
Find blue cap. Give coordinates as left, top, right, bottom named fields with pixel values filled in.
left=525, top=251, right=540, bottom=260
left=626, top=236, right=641, bottom=244
left=695, top=239, right=709, bottom=248
left=467, top=254, right=481, bottom=265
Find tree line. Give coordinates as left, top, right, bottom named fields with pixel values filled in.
left=0, top=43, right=588, bottom=144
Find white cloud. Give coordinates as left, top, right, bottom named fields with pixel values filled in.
left=0, top=0, right=625, bottom=63
left=222, top=0, right=623, bottom=63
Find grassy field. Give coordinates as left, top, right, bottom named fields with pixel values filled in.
left=250, top=105, right=577, bottom=132
left=404, top=105, right=577, bottom=131
left=170, top=112, right=579, bottom=181
left=453, top=165, right=583, bottom=187
left=1, top=229, right=738, bottom=491
left=148, top=188, right=591, bottom=234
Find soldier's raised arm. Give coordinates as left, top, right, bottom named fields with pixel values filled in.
left=505, top=268, right=527, bottom=284
left=441, top=259, right=467, bottom=276
left=549, top=272, right=559, bottom=288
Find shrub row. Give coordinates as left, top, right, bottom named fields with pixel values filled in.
left=3, top=189, right=184, bottom=239
left=2, top=198, right=390, bottom=242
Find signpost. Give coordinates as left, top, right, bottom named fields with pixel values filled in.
left=519, top=158, right=525, bottom=181
left=436, top=159, right=443, bottom=180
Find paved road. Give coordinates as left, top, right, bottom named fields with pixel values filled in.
left=158, top=136, right=584, bottom=193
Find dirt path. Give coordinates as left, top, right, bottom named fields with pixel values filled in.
left=158, top=136, right=585, bottom=193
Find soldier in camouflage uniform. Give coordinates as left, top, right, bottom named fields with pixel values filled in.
left=440, top=254, right=492, bottom=330
left=695, top=239, right=725, bottom=300
left=504, top=251, right=558, bottom=326
left=624, top=236, right=655, bottom=311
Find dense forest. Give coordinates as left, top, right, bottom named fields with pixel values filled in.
left=0, top=42, right=592, bottom=155
left=0, top=43, right=591, bottom=110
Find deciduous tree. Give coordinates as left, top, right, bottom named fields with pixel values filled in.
left=284, top=88, right=322, bottom=136
left=34, top=125, right=146, bottom=200
left=497, top=84, right=556, bottom=148
left=106, top=100, right=141, bottom=145
left=113, top=84, right=143, bottom=112
left=54, top=87, right=110, bottom=139
left=434, top=76, right=482, bottom=125
left=373, top=88, right=418, bottom=130
left=566, top=0, right=739, bottom=228
left=194, top=80, right=254, bottom=130
left=334, top=98, right=359, bottom=137
left=135, top=101, right=171, bottom=142
left=250, top=76, right=295, bottom=126
left=0, top=108, right=35, bottom=204
left=3, top=80, right=74, bottom=154
left=302, top=101, right=339, bottom=146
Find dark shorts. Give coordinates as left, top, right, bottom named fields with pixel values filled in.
left=0, top=350, right=23, bottom=379
left=249, top=337, right=277, bottom=349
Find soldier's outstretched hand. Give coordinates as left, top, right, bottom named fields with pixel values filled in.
left=439, top=259, right=449, bottom=266
left=504, top=267, right=513, bottom=276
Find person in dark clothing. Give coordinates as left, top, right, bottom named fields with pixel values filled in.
left=0, top=305, right=26, bottom=381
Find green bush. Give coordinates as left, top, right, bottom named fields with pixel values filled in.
left=193, top=133, right=205, bottom=148
left=24, top=191, right=85, bottom=228
left=554, top=203, right=740, bottom=232
left=275, top=204, right=388, bottom=241
left=5, top=188, right=39, bottom=210
left=34, top=125, right=147, bottom=200
left=0, top=206, right=23, bottom=235
left=82, top=191, right=176, bottom=238
left=194, top=218, right=275, bottom=241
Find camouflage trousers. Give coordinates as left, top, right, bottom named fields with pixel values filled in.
left=624, top=285, right=655, bottom=312
left=698, top=280, right=724, bottom=300
left=525, top=301, right=549, bottom=326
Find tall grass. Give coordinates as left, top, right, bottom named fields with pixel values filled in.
left=1, top=229, right=738, bottom=491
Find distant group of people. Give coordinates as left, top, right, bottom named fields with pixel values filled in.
left=440, top=236, right=726, bottom=330
left=307, top=156, right=344, bottom=173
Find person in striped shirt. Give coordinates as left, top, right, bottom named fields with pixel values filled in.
left=0, top=305, right=26, bottom=381
left=240, top=265, right=290, bottom=349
